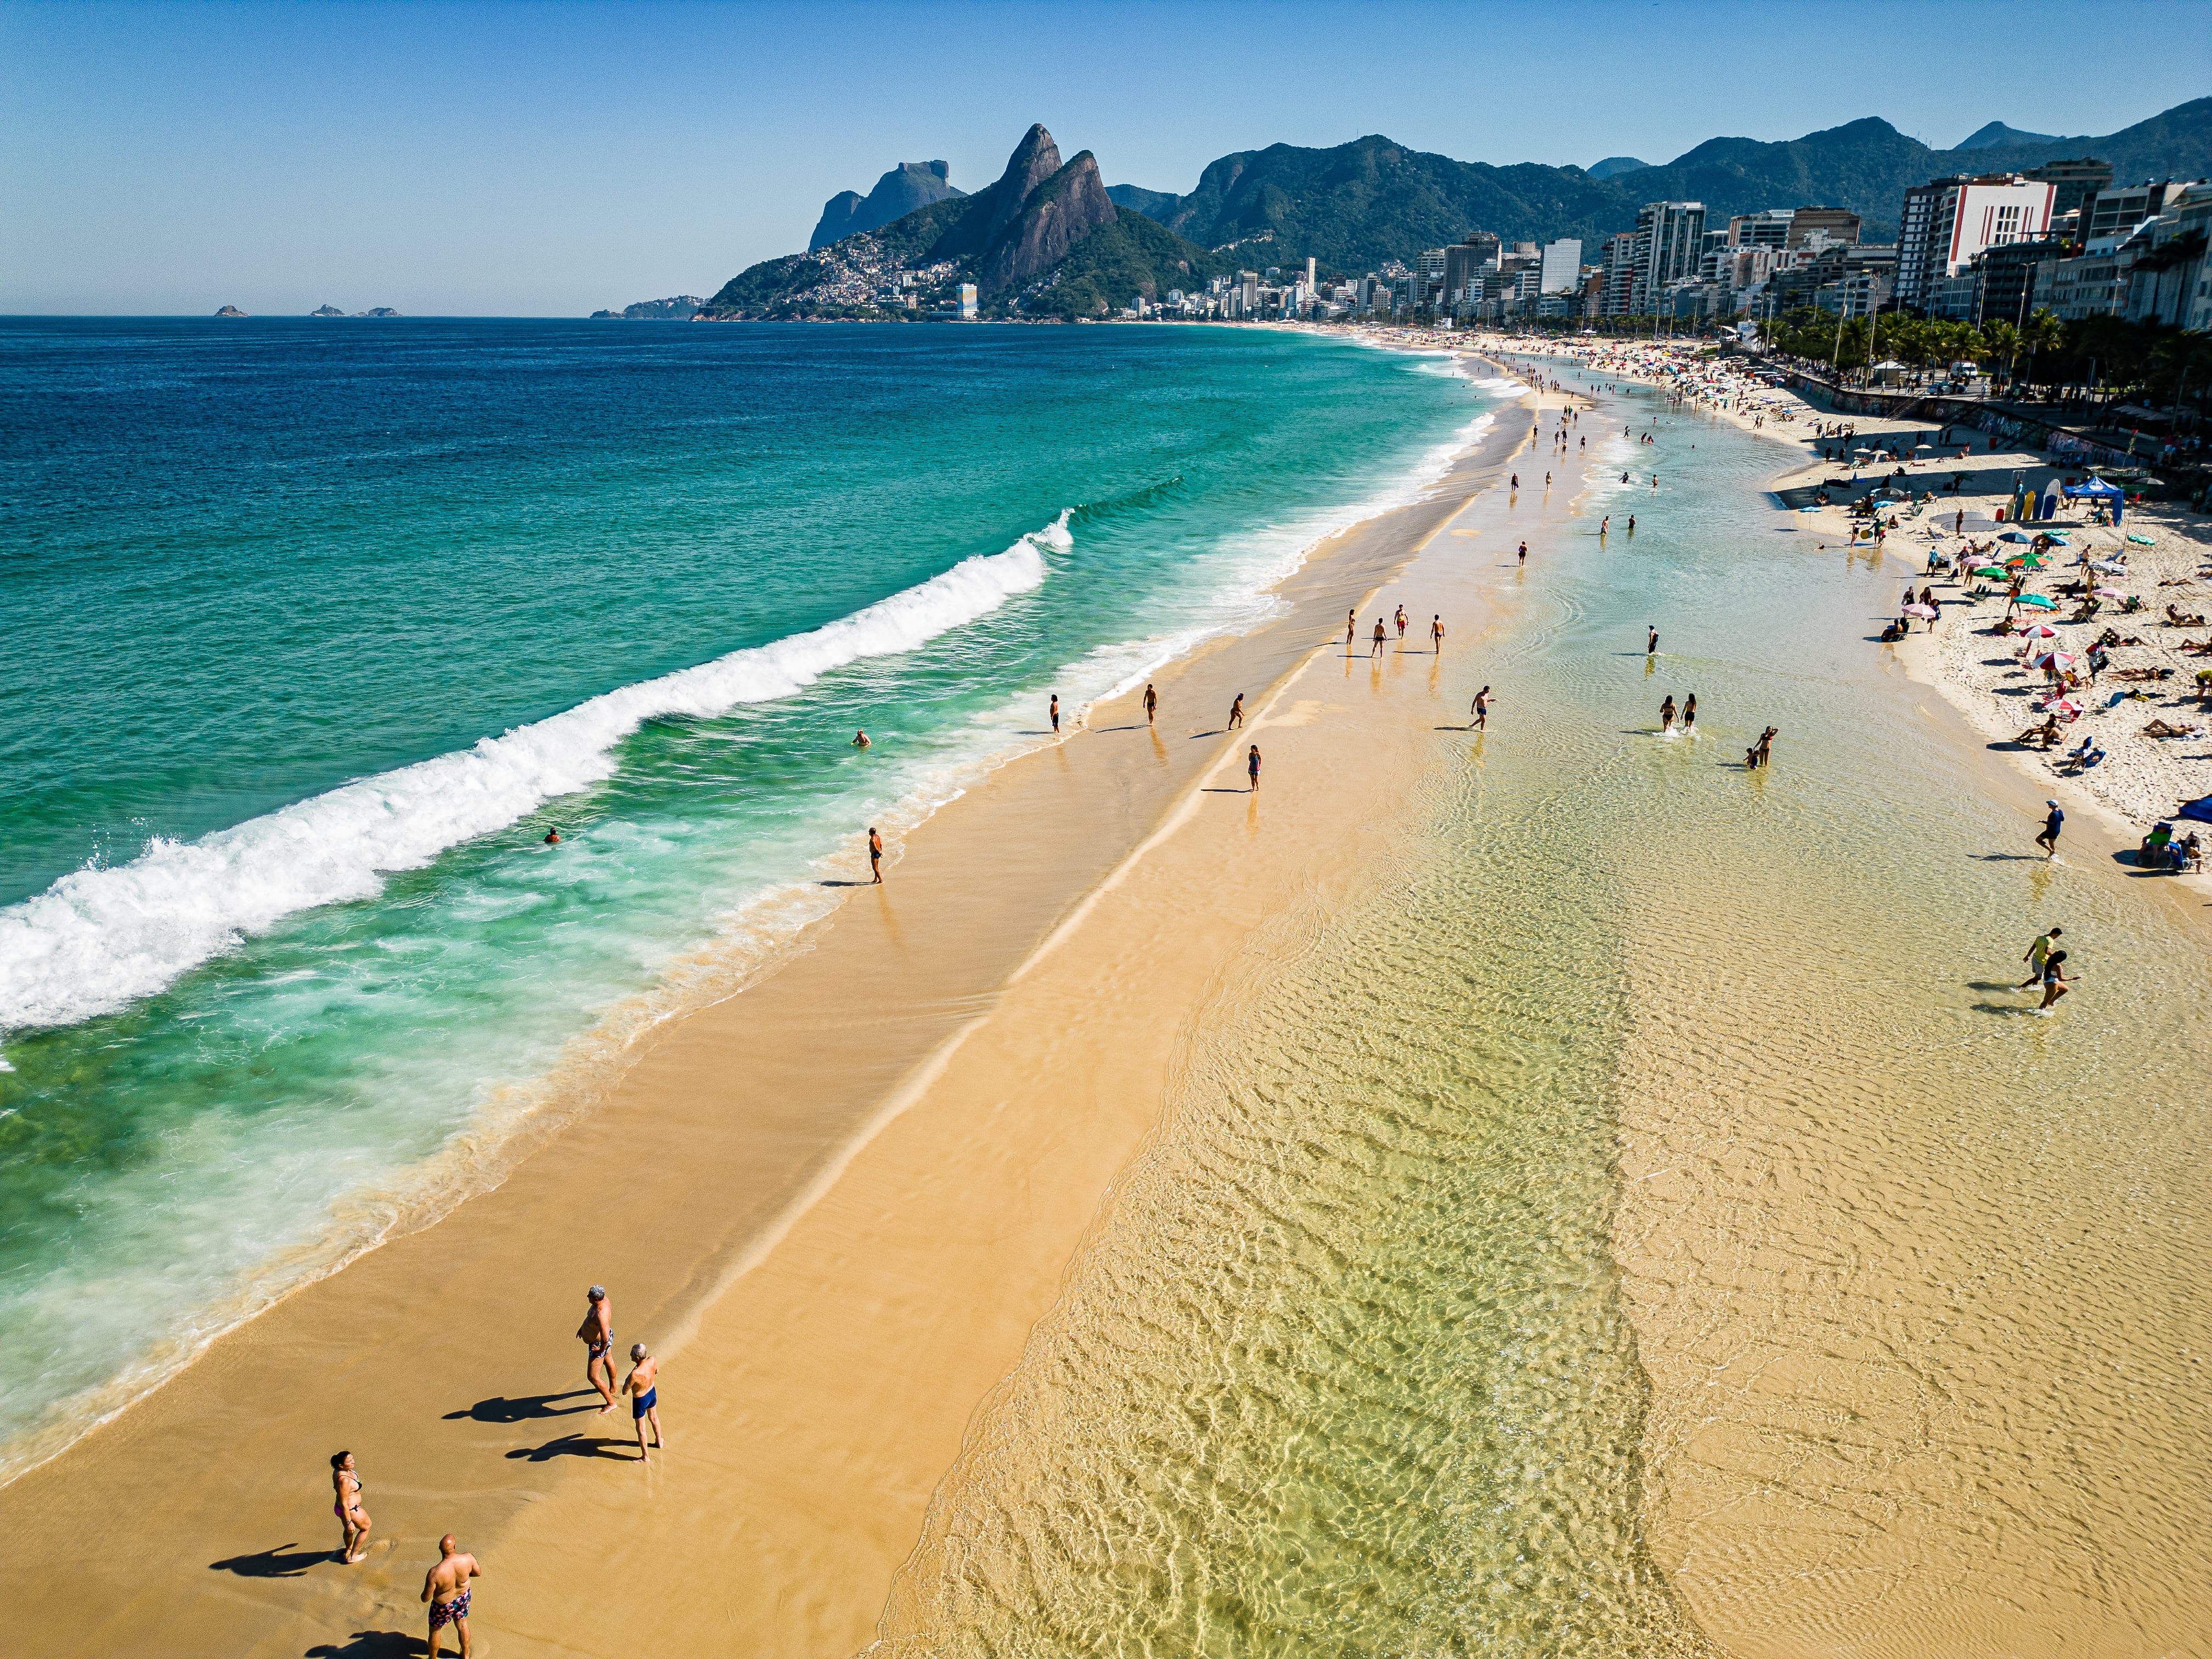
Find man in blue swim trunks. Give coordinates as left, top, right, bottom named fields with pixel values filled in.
left=422, top=1533, right=480, bottom=1659
left=625, top=1342, right=664, bottom=1464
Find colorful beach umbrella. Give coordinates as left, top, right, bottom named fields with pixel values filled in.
left=2040, top=696, right=2084, bottom=716
left=2027, top=650, right=2078, bottom=670
left=1999, top=531, right=2031, bottom=543
left=1973, top=565, right=2008, bottom=578
left=2017, top=623, right=2059, bottom=638
left=1902, top=603, right=1939, bottom=618
left=2018, top=595, right=2058, bottom=609
left=2092, top=586, right=2124, bottom=600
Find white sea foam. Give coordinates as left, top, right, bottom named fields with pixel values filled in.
left=0, top=517, right=1066, bottom=1034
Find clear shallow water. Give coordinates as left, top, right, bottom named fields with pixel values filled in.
left=0, top=319, right=1487, bottom=1474
left=874, top=385, right=2212, bottom=1655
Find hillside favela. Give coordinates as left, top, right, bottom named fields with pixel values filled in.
left=4, top=5, right=2211, bottom=1657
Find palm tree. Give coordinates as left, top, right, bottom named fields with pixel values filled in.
left=1982, top=320, right=2022, bottom=392
left=2021, top=309, right=2063, bottom=399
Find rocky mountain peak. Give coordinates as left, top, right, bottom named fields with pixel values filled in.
left=982, top=124, right=1064, bottom=247
left=979, top=149, right=1116, bottom=295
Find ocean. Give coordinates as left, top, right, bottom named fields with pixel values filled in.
left=0, top=317, right=1491, bottom=1480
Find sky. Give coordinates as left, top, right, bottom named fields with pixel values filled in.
left=4, top=0, right=2208, bottom=316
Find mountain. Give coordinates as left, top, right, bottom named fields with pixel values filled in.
left=1107, top=184, right=1179, bottom=221
left=590, top=295, right=705, bottom=319
left=1148, top=96, right=2212, bottom=267
left=309, top=305, right=346, bottom=317
left=213, top=305, right=247, bottom=318
left=703, top=125, right=1232, bottom=321
left=1586, top=156, right=1651, bottom=180
left=1955, top=121, right=2060, bottom=150
left=809, top=161, right=964, bottom=251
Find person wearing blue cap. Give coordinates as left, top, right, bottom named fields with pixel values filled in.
left=2035, top=799, right=2064, bottom=858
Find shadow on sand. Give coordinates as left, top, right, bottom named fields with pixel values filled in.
left=210, top=1544, right=332, bottom=1578
left=505, top=1432, right=635, bottom=1464
left=443, top=1389, right=600, bottom=1425
left=304, top=1632, right=426, bottom=1658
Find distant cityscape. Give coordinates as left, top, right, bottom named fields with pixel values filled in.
left=1143, top=157, right=2209, bottom=337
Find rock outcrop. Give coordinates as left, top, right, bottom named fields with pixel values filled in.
left=979, top=150, right=1116, bottom=295
left=809, top=161, right=964, bottom=251
left=591, top=296, right=704, bottom=320
left=213, top=305, right=247, bottom=318
left=357, top=307, right=401, bottom=317
left=310, top=304, right=345, bottom=317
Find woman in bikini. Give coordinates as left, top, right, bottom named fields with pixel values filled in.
left=1659, top=695, right=1676, bottom=733
left=331, top=1450, right=371, bottom=1564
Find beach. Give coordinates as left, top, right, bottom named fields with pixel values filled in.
left=0, top=346, right=1538, bottom=1656
left=10, top=330, right=2212, bottom=1658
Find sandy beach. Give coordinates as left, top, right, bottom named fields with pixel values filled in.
left=0, top=362, right=1542, bottom=1657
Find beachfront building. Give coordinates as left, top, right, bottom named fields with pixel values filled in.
left=2120, top=183, right=2212, bottom=329
left=2086, top=178, right=2191, bottom=242
left=958, top=282, right=978, bottom=318
left=1728, top=208, right=1795, bottom=249
left=1786, top=206, right=1860, bottom=248
left=1895, top=173, right=2056, bottom=312
left=1629, top=200, right=1705, bottom=314
left=1539, top=238, right=1582, bottom=293
left=1974, top=235, right=2067, bottom=330
left=2032, top=182, right=2210, bottom=324
left=2028, top=156, right=2114, bottom=220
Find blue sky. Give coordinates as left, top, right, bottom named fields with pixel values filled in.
left=4, top=0, right=2207, bottom=315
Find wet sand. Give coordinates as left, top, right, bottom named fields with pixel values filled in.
left=0, top=380, right=1533, bottom=1656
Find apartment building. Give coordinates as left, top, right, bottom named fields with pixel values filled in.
left=1895, top=174, right=2055, bottom=311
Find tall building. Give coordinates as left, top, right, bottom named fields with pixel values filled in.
left=1631, top=201, right=1705, bottom=313
left=1974, top=237, right=2065, bottom=330
left=958, top=282, right=978, bottom=318
left=1895, top=174, right=2055, bottom=312
left=1728, top=209, right=1795, bottom=249
left=1305, top=256, right=1317, bottom=292
left=2026, top=157, right=2113, bottom=220
left=1241, top=270, right=1260, bottom=311
left=1600, top=230, right=1640, bottom=315
left=1442, top=237, right=1493, bottom=307
left=1787, top=207, right=1860, bottom=249
left=2086, top=178, right=2190, bottom=242
left=1539, top=238, right=1583, bottom=294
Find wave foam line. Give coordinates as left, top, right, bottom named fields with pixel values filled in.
left=0, top=516, right=1068, bottom=1035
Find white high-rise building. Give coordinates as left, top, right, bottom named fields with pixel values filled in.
left=1895, top=174, right=2054, bottom=311
left=1630, top=202, right=1705, bottom=313
left=1539, top=238, right=1583, bottom=294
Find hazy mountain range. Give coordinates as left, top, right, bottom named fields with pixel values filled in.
left=677, top=97, right=2211, bottom=323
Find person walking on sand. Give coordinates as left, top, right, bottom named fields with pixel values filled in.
left=2035, top=799, right=2063, bottom=858
left=625, top=1343, right=664, bottom=1463
left=422, top=1534, right=481, bottom=1659
left=1227, top=693, right=1245, bottom=731
left=1660, top=695, right=1676, bottom=733
left=331, top=1452, right=371, bottom=1564
left=868, top=827, right=884, bottom=884
left=1395, top=604, right=1407, bottom=641
left=2019, top=924, right=2064, bottom=988
left=1143, top=682, right=1158, bottom=726
left=1431, top=615, right=1445, bottom=652
left=1471, top=686, right=1491, bottom=730
left=578, top=1286, right=616, bottom=1413
left=2036, top=948, right=2072, bottom=1013
left=1372, top=619, right=1387, bottom=659
left=1247, top=744, right=1262, bottom=791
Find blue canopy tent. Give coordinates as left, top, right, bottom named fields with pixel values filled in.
left=2181, top=795, right=2212, bottom=827
left=2063, top=475, right=2126, bottom=525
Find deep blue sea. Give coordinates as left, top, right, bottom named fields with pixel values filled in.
left=0, top=317, right=1491, bottom=1474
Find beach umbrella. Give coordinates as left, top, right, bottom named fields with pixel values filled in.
left=2092, top=586, right=2124, bottom=600
left=2017, top=623, right=2059, bottom=638
left=1973, top=565, right=2009, bottom=578
left=1999, top=531, right=2031, bottom=543
left=2027, top=650, right=2078, bottom=670
left=1902, top=603, right=1939, bottom=618
left=2040, top=696, right=2084, bottom=716
left=2018, top=595, right=2058, bottom=609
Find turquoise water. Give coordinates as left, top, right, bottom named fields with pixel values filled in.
left=0, top=319, right=1491, bottom=1474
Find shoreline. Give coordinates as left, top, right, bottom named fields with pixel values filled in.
left=0, top=353, right=1541, bottom=1655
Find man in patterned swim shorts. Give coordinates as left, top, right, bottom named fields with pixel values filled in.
left=422, top=1533, right=481, bottom=1658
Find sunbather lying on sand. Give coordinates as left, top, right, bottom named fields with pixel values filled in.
left=2142, top=719, right=2204, bottom=739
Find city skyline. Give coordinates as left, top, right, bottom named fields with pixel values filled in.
left=5, top=0, right=2210, bottom=315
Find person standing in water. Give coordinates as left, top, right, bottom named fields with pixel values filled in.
left=1143, top=682, right=1158, bottom=726
left=1395, top=604, right=1407, bottom=640
left=850, top=731, right=870, bottom=749
left=1346, top=609, right=1357, bottom=648
left=2036, top=948, right=2072, bottom=1013
left=578, top=1285, right=616, bottom=1413
left=868, top=827, right=884, bottom=884
left=1517, top=540, right=1527, bottom=563
left=1227, top=693, right=1245, bottom=731
left=1049, top=694, right=1059, bottom=734
left=2019, top=924, right=2064, bottom=988
left=1431, top=615, right=1445, bottom=652
left=331, top=1452, right=371, bottom=1564
left=1681, top=693, right=1697, bottom=733
left=422, top=1535, right=481, bottom=1659
left=1471, top=686, right=1491, bottom=729
left=1660, top=695, right=1677, bottom=732
left=1600, top=516, right=1610, bottom=538
left=625, top=1342, right=664, bottom=1463
left=1755, top=726, right=1778, bottom=767
left=1371, top=619, right=1387, bottom=659
left=2035, top=799, right=2064, bottom=858
left=1247, top=744, right=1262, bottom=790
left=1647, top=626, right=1659, bottom=657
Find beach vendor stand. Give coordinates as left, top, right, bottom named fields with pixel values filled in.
left=2064, top=475, right=2126, bottom=526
